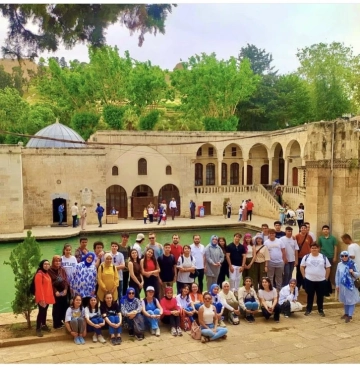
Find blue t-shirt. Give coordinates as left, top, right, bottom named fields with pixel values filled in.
left=96, top=206, right=104, bottom=216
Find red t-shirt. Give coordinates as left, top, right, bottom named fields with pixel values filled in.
left=247, top=201, right=254, bottom=210
left=170, top=244, right=183, bottom=263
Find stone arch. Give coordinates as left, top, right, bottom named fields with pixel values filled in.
left=106, top=185, right=127, bottom=218
left=222, top=143, right=243, bottom=158
left=158, top=184, right=181, bottom=214
left=285, top=140, right=302, bottom=186
left=248, top=143, right=269, bottom=185
left=285, top=140, right=301, bottom=158
left=270, top=142, right=284, bottom=185
left=131, top=185, right=154, bottom=219
left=249, top=143, right=269, bottom=159
left=195, top=143, right=218, bottom=158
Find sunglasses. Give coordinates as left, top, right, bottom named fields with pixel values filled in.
left=340, top=255, right=349, bottom=258
left=149, top=237, right=155, bottom=239
left=204, top=298, right=212, bottom=301
left=128, top=292, right=135, bottom=295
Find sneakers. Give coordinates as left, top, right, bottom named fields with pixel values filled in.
left=284, top=314, right=290, bottom=318
left=155, top=328, right=160, bottom=337
left=54, top=324, right=64, bottom=330
left=171, top=327, right=177, bottom=336
left=128, top=328, right=135, bottom=337
left=74, top=337, right=81, bottom=345
left=41, top=325, right=51, bottom=332
left=135, top=333, right=144, bottom=341
left=93, top=334, right=98, bottom=343
left=219, top=320, right=226, bottom=328
left=304, top=310, right=311, bottom=316
left=116, top=337, right=122, bottom=345
left=341, top=314, right=348, bottom=320
left=318, top=310, right=325, bottom=317
left=245, top=315, right=252, bottom=323
left=78, top=336, right=85, bottom=345
left=176, top=327, right=183, bottom=336
left=111, top=337, right=117, bottom=345
left=98, top=335, right=106, bottom=344
left=151, top=328, right=156, bottom=335
left=36, top=329, right=43, bottom=337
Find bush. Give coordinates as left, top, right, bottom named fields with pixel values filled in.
left=139, top=110, right=161, bottom=130
left=102, top=105, right=127, bottom=130
left=203, top=116, right=238, bottom=131
left=71, top=111, right=100, bottom=140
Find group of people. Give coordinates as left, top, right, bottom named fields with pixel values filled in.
left=32, top=225, right=360, bottom=345
left=223, top=198, right=254, bottom=221
left=141, top=199, right=179, bottom=225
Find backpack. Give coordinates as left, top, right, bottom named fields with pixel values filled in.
left=181, top=255, right=199, bottom=279
left=304, top=253, right=327, bottom=268
left=100, top=264, right=116, bottom=273
left=180, top=313, right=192, bottom=332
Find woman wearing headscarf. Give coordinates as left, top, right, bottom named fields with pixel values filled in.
left=120, top=287, right=145, bottom=340
left=279, top=278, right=303, bottom=318
left=219, top=281, right=240, bottom=324
left=204, top=235, right=224, bottom=292
left=97, top=252, right=119, bottom=302
left=71, top=252, right=97, bottom=308
left=48, top=255, right=69, bottom=329
left=34, top=259, right=55, bottom=337
left=336, top=250, right=360, bottom=323
left=80, top=206, right=87, bottom=230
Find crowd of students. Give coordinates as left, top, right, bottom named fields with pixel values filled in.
left=32, top=226, right=360, bottom=344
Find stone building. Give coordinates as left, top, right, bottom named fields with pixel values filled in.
left=1, top=118, right=360, bottom=242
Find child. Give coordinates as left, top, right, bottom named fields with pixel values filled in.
left=162, top=210, right=167, bottom=225
left=64, top=294, right=87, bottom=345
left=238, top=206, right=243, bottom=221
left=84, top=296, right=106, bottom=343
left=143, top=207, right=148, bottom=224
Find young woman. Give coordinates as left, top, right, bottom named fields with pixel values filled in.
left=97, top=253, right=119, bottom=302
left=71, top=252, right=97, bottom=308
left=100, top=292, right=122, bottom=345
left=84, top=296, right=106, bottom=343
left=142, top=286, right=163, bottom=336
left=160, top=286, right=182, bottom=336
left=48, top=255, right=69, bottom=329
left=176, top=284, right=196, bottom=323
left=61, top=244, right=77, bottom=290
left=252, top=235, right=270, bottom=292
left=80, top=206, right=87, bottom=230
left=258, top=277, right=281, bottom=322
left=128, top=249, right=144, bottom=298
left=110, top=242, right=125, bottom=304
left=219, top=281, right=239, bottom=324
left=204, top=235, right=224, bottom=292
left=120, top=287, right=145, bottom=340
left=189, top=282, right=204, bottom=311
left=140, top=248, right=160, bottom=300
left=198, top=292, right=228, bottom=343
left=279, top=278, right=303, bottom=318
left=64, top=294, right=86, bottom=345
left=238, top=277, right=260, bottom=323
left=34, top=259, right=55, bottom=337
left=242, top=233, right=256, bottom=284
left=217, top=237, right=229, bottom=287
left=176, top=245, right=196, bottom=293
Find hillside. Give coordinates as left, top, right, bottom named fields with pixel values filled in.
left=0, top=58, right=38, bottom=80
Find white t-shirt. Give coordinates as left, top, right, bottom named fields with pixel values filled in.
left=239, top=208, right=243, bottom=215
left=61, top=255, right=77, bottom=281
left=111, top=251, right=125, bottom=280
left=245, top=245, right=254, bottom=259
left=348, top=243, right=360, bottom=268
left=131, top=243, right=142, bottom=259
left=258, top=289, right=277, bottom=301
left=295, top=209, right=304, bottom=220
left=264, top=239, right=284, bottom=264
left=280, top=236, right=299, bottom=262
left=300, top=253, right=331, bottom=281
left=308, top=231, right=316, bottom=242
left=169, top=200, right=177, bottom=208
left=84, top=307, right=101, bottom=319
left=177, top=255, right=196, bottom=283
left=190, top=243, right=205, bottom=269
left=71, top=205, right=79, bottom=216
left=65, top=307, right=85, bottom=322
left=147, top=207, right=154, bottom=215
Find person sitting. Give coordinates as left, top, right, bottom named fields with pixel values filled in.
left=198, top=292, right=228, bottom=343
left=84, top=296, right=106, bottom=343
left=258, top=277, right=281, bottom=323
left=142, top=286, right=163, bottom=337
left=160, top=286, right=182, bottom=336
left=176, top=284, right=196, bottom=324
left=238, top=277, right=260, bottom=323
left=100, top=292, right=122, bottom=345
left=218, top=281, right=240, bottom=324
left=189, top=282, right=204, bottom=311
left=64, top=294, right=86, bottom=345
left=110, top=207, right=117, bottom=215
left=279, top=279, right=303, bottom=317
left=120, top=287, right=145, bottom=340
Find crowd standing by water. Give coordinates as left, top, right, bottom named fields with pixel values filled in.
left=31, top=226, right=360, bottom=345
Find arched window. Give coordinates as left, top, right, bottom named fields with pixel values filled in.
left=230, top=163, right=239, bottom=185
left=138, top=158, right=147, bottom=175
left=166, top=165, right=172, bottom=175
left=112, top=166, right=118, bottom=176
left=221, top=163, right=227, bottom=185
left=206, top=163, right=215, bottom=185
left=195, top=163, right=203, bottom=186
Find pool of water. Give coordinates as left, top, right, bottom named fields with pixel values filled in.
left=0, top=227, right=256, bottom=313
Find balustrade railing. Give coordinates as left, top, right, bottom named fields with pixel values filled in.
left=194, top=185, right=255, bottom=194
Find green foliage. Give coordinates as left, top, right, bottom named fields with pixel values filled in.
left=203, top=116, right=238, bottom=131
left=139, top=110, right=161, bottom=130
left=122, top=107, right=140, bottom=130
left=102, top=105, right=126, bottom=130
left=71, top=111, right=100, bottom=140
left=0, top=65, right=13, bottom=89
left=3, top=231, right=42, bottom=328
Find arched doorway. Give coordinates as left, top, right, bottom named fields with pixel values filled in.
left=241, top=165, right=253, bottom=185
left=131, top=185, right=155, bottom=219
left=106, top=185, right=128, bottom=218
left=52, top=198, right=67, bottom=224
left=292, top=167, right=298, bottom=186
left=159, top=184, right=180, bottom=215
left=261, top=165, right=269, bottom=185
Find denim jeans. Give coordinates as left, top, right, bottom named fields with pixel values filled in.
left=98, top=214, right=103, bottom=227
left=283, top=261, right=295, bottom=287
left=238, top=214, right=242, bottom=221
left=145, top=308, right=161, bottom=330
left=201, top=323, right=228, bottom=340
left=59, top=212, right=63, bottom=225
left=244, top=301, right=259, bottom=311
left=107, top=315, right=122, bottom=335
left=88, top=316, right=104, bottom=335
left=117, top=280, right=123, bottom=304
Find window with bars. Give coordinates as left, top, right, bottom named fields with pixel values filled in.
left=138, top=158, right=147, bottom=175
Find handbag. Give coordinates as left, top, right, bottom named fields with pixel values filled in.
left=290, top=301, right=303, bottom=312
left=133, top=313, right=145, bottom=334
left=190, top=320, right=201, bottom=340
left=354, top=277, right=360, bottom=289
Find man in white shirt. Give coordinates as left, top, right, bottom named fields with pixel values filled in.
left=280, top=226, right=299, bottom=286
left=190, top=234, right=205, bottom=292
left=341, top=233, right=360, bottom=268
left=295, top=207, right=305, bottom=231
left=132, top=233, right=144, bottom=259
left=169, top=198, right=177, bottom=220
left=300, top=243, right=331, bottom=317
left=71, top=202, right=79, bottom=228
left=304, top=222, right=316, bottom=242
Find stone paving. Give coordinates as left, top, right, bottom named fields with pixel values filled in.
left=0, top=307, right=359, bottom=364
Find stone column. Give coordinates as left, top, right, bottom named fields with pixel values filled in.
left=243, top=160, right=248, bottom=185
left=127, top=197, right=132, bottom=219
left=284, top=157, right=289, bottom=186
left=268, top=157, right=273, bottom=185
left=217, top=158, right=222, bottom=186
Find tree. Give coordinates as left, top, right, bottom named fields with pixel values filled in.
left=71, top=112, right=100, bottom=140
left=139, top=110, right=161, bottom=130
left=102, top=105, right=126, bottom=130
left=0, top=4, right=175, bottom=59
left=3, top=231, right=42, bottom=329
left=203, top=116, right=238, bottom=131
left=0, top=65, right=13, bottom=89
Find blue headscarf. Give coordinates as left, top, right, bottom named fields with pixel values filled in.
left=210, top=235, right=218, bottom=248
left=83, top=252, right=95, bottom=267
left=340, top=252, right=356, bottom=291
left=121, top=287, right=136, bottom=304
left=210, top=284, right=219, bottom=296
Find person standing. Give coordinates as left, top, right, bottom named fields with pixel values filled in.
left=242, top=200, right=248, bottom=221
left=74, top=237, right=89, bottom=264
left=274, top=221, right=286, bottom=239
left=300, top=243, right=331, bottom=317
left=318, top=225, right=338, bottom=296
left=247, top=199, right=254, bottom=221
left=189, top=200, right=196, bottom=219
left=80, top=206, right=87, bottom=230
left=225, top=233, right=246, bottom=293
left=279, top=203, right=286, bottom=225
left=341, top=234, right=360, bottom=270
left=176, top=245, right=196, bottom=293
left=169, top=197, right=177, bottom=220
left=143, top=207, right=148, bottom=224
left=95, top=203, right=105, bottom=228
left=118, top=232, right=131, bottom=296
left=170, top=234, right=183, bottom=264
left=97, top=253, right=119, bottom=303
left=304, top=222, right=316, bottom=242
left=295, top=225, right=313, bottom=290
left=335, top=250, right=360, bottom=323
left=157, top=243, right=177, bottom=298
left=110, top=242, right=125, bottom=302
left=222, top=199, right=227, bottom=219
left=147, top=203, right=155, bottom=223
left=204, top=235, right=224, bottom=292
left=238, top=205, right=243, bottom=222
left=217, top=237, right=229, bottom=287
left=132, top=233, right=145, bottom=259
left=71, top=202, right=79, bottom=228
left=58, top=203, right=65, bottom=225
left=190, top=234, right=205, bottom=293
left=145, top=232, right=163, bottom=259
left=295, top=206, right=305, bottom=231
left=226, top=200, right=232, bottom=218
left=280, top=227, right=299, bottom=287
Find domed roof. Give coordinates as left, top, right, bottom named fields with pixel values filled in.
left=26, top=120, right=85, bottom=148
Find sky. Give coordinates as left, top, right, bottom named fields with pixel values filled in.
left=0, top=3, right=360, bottom=73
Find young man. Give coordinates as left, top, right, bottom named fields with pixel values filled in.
left=118, top=232, right=131, bottom=295
left=253, top=224, right=270, bottom=243
left=95, top=202, right=105, bottom=228
left=189, top=200, right=196, bottom=219
left=295, top=225, right=313, bottom=289
left=225, top=233, right=246, bottom=292
left=132, top=233, right=144, bottom=259
left=71, top=202, right=79, bottom=228
left=280, top=226, right=299, bottom=286
left=304, top=222, right=316, bottom=242
left=145, top=232, right=163, bottom=259
left=247, top=199, right=254, bottom=221
left=318, top=225, right=337, bottom=296
left=169, top=197, right=177, bottom=220
left=74, top=237, right=89, bottom=263
left=58, top=203, right=65, bottom=225
left=300, top=243, right=331, bottom=317
left=341, top=234, right=360, bottom=269
left=93, top=241, right=105, bottom=269
left=157, top=243, right=177, bottom=298
left=170, top=234, right=183, bottom=263
left=274, top=221, right=286, bottom=239
left=264, top=229, right=286, bottom=292
left=190, top=235, right=205, bottom=293
left=110, top=242, right=125, bottom=302
left=295, top=206, right=305, bottom=231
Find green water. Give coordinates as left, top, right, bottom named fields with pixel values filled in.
left=0, top=227, right=255, bottom=313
